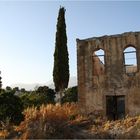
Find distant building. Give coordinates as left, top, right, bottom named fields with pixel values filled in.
left=77, top=31, right=140, bottom=120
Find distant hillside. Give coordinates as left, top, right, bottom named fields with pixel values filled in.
left=47, top=76, right=77, bottom=89
left=10, top=76, right=77, bottom=90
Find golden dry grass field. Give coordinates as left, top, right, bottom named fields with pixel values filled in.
left=0, top=103, right=140, bottom=139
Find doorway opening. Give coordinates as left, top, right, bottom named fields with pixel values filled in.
left=106, top=95, right=125, bottom=120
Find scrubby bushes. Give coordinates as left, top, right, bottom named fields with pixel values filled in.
left=62, top=86, right=78, bottom=104
left=19, top=86, right=56, bottom=108
left=15, top=103, right=84, bottom=139
left=2, top=101, right=140, bottom=139
left=0, top=103, right=87, bottom=139
left=0, top=91, right=24, bottom=125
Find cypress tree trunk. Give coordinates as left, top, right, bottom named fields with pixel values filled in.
left=53, top=7, right=69, bottom=103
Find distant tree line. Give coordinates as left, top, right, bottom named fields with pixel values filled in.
left=0, top=84, right=77, bottom=124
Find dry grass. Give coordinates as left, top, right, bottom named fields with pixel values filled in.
left=0, top=120, right=16, bottom=139
left=90, top=115, right=140, bottom=139
left=0, top=103, right=88, bottom=139
left=15, top=103, right=87, bottom=139
left=1, top=103, right=140, bottom=139
left=0, top=130, right=9, bottom=139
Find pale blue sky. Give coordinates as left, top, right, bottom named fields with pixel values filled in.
left=0, top=1, right=140, bottom=87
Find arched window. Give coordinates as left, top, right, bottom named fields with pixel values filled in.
left=124, top=46, right=137, bottom=75
left=93, top=49, right=105, bottom=76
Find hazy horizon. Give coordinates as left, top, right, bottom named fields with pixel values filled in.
left=7, top=76, right=77, bottom=90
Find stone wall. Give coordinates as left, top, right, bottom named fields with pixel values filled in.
left=77, top=31, right=140, bottom=116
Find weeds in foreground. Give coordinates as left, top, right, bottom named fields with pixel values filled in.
left=1, top=103, right=140, bottom=139
left=15, top=103, right=86, bottom=139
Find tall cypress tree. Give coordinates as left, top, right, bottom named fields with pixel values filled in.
left=53, top=7, right=69, bottom=100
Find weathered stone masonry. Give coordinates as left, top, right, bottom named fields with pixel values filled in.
left=77, top=32, right=140, bottom=119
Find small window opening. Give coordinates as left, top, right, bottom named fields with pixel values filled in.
left=93, top=49, right=105, bottom=75
left=124, top=47, right=137, bottom=75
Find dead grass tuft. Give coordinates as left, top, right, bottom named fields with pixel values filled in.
left=15, top=103, right=84, bottom=139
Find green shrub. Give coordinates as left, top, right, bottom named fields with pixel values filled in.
left=62, top=86, right=78, bottom=104
left=36, top=86, right=56, bottom=104
left=0, top=91, right=24, bottom=125
left=20, top=86, right=56, bottom=108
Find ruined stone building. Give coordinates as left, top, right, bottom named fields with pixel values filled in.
left=77, top=31, right=140, bottom=120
